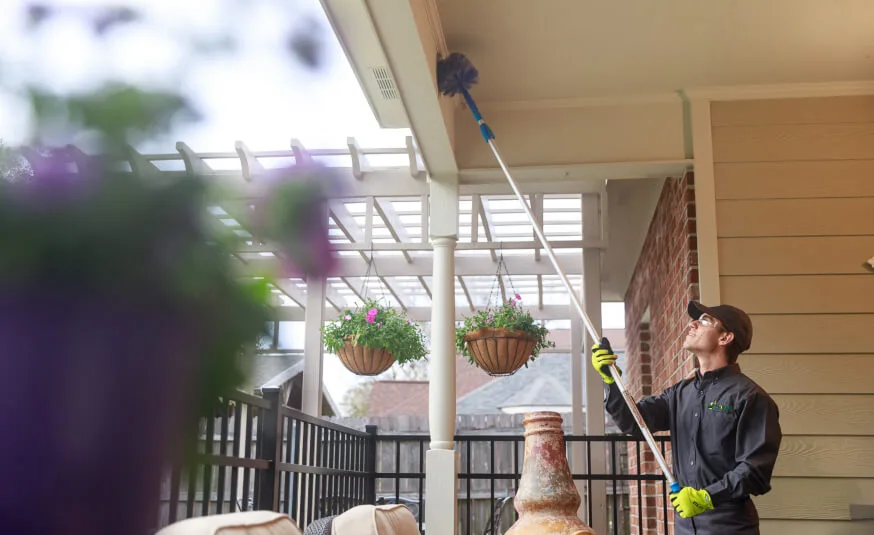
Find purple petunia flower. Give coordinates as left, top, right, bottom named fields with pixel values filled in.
left=508, top=298, right=516, bottom=306
left=365, top=308, right=378, bottom=323
left=515, top=293, right=522, bottom=301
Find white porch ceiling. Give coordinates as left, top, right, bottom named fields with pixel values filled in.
left=436, top=0, right=874, bottom=103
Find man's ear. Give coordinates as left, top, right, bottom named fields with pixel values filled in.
left=719, top=331, right=735, bottom=348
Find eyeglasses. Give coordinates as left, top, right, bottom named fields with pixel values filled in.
left=697, top=314, right=722, bottom=329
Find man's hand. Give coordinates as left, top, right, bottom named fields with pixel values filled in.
left=670, top=487, right=714, bottom=519
left=591, top=337, right=621, bottom=385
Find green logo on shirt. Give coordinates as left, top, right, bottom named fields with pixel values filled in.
left=707, top=400, right=733, bottom=413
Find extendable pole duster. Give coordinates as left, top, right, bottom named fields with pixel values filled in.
left=437, top=52, right=682, bottom=494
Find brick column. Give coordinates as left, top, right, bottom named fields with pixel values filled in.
left=622, top=172, right=699, bottom=535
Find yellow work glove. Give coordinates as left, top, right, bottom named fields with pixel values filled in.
left=670, top=487, right=714, bottom=519
left=591, top=337, right=621, bottom=385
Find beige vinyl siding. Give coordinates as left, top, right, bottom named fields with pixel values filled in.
left=711, top=96, right=874, bottom=531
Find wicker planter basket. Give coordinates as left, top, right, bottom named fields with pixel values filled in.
left=336, top=337, right=395, bottom=376
left=463, top=327, right=537, bottom=377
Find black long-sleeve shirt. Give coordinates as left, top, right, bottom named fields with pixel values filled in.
left=605, top=363, right=782, bottom=533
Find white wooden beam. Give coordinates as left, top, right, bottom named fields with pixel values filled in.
left=470, top=194, right=481, bottom=244
left=457, top=275, right=474, bottom=311
left=234, top=141, right=265, bottom=181
left=125, top=145, right=162, bottom=177
left=363, top=196, right=374, bottom=247
left=478, top=196, right=499, bottom=262
left=380, top=277, right=407, bottom=311
left=460, top=160, right=691, bottom=184
left=291, top=138, right=313, bottom=164
left=347, top=137, right=370, bottom=180
left=690, top=100, right=720, bottom=303
left=301, top=276, right=326, bottom=416
left=324, top=285, right=350, bottom=311
left=240, top=251, right=584, bottom=278
left=176, top=142, right=212, bottom=175
left=328, top=200, right=365, bottom=243
left=236, top=239, right=603, bottom=254
left=271, top=279, right=307, bottom=308
left=420, top=193, right=429, bottom=244
left=364, top=0, right=457, bottom=177
left=417, top=276, right=432, bottom=299
left=537, top=274, right=544, bottom=310
left=406, top=135, right=426, bottom=179
left=531, top=193, right=544, bottom=262
left=270, top=304, right=575, bottom=322
left=373, top=197, right=413, bottom=263
left=581, top=193, right=607, bottom=534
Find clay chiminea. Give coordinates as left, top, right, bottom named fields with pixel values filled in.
left=506, top=411, right=596, bottom=535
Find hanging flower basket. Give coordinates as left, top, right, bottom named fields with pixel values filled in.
left=456, top=296, right=555, bottom=377
left=336, top=336, right=396, bottom=376
left=322, top=299, right=428, bottom=377
left=462, top=327, right=537, bottom=376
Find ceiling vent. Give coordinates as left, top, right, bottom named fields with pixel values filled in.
left=370, top=66, right=401, bottom=101
left=319, top=0, right=410, bottom=128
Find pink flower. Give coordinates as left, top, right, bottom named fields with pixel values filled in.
left=365, top=308, right=378, bottom=323
left=408, top=320, right=414, bottom=325
left=515, top=293, right=522, bottom=301
left=508, top=298, right=516, bottom=306
left=344, top=315, right=352, bottom=321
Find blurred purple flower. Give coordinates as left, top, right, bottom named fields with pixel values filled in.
left=515, top=293, right=522, bottom=301
left=365, top=308, right=378, bottom=324
left=344, top=314, right=352, bottom=321
left=508, top=298, right=516, bottom=306
left=93, top=7, right=138, bottom=35
left=6, top=153, right=94, bottom=209
left=0, top=292, right=203, bottom=535
left=250, top=163, right=341, bottom=279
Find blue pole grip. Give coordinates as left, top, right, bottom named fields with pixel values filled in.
left=670, top=482, right=681, bottom=494
left=459, top=86, right=495, bottom=142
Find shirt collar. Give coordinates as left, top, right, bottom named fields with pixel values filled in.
left=694, top=363, right=740, bottom=385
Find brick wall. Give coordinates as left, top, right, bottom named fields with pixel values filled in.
left=622, top=172, right=699, bottom=535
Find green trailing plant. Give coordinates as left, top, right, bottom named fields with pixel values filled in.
left=455, top=295, right=555, bottom=366
left=321, top=299, right=428, bottom=365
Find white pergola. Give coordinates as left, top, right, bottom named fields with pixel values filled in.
left=111, top=134, right=688, bottom=533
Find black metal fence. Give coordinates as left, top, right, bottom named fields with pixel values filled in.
left=156, top=388, right=374, bottom=532
left=373, top=433, right=671, bottom=535
left=157, top=393, right=670, bottom=535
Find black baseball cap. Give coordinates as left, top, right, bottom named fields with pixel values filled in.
left=687, top=301, right=753, bottom=353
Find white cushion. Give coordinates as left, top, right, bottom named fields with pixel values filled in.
left=157, top=511, right=302, bottom=535
left=331, top=505, right=421, bottom=535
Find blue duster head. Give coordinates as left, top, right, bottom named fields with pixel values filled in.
left=436, top=52, right=478, bottom=97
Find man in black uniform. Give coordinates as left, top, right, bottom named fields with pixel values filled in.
left=591, top=301, right=782, bottom=535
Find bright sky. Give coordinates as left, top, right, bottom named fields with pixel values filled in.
left=0, top=0, right=411, bottom=151
left=0, top=0, right=626, bottom=410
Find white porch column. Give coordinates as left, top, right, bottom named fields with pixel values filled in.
left=426, top=174, right=459, bottom=535
left=301, top=275, right=326, bottom=416
left=428, top=236, right=458, bottom=449
left=582, top=193, right=607, bottom=535
left=570, top=313, right=587, bottom=517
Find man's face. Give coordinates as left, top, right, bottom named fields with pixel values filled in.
left=683, top=313, right=729, bottom=354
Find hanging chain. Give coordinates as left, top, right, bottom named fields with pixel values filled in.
left=486, top=242, right=519, bottom=308
left=358, top=244, right=385, bottom=304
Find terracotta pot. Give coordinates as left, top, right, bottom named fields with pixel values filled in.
left=336, top=338, right=395, bottom=376
left=462, top=327, right=536, bottom=376
left=506, top=412, right=595, bottom=535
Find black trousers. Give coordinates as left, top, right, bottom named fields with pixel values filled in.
left=673, top=498, right=760, bottom=535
